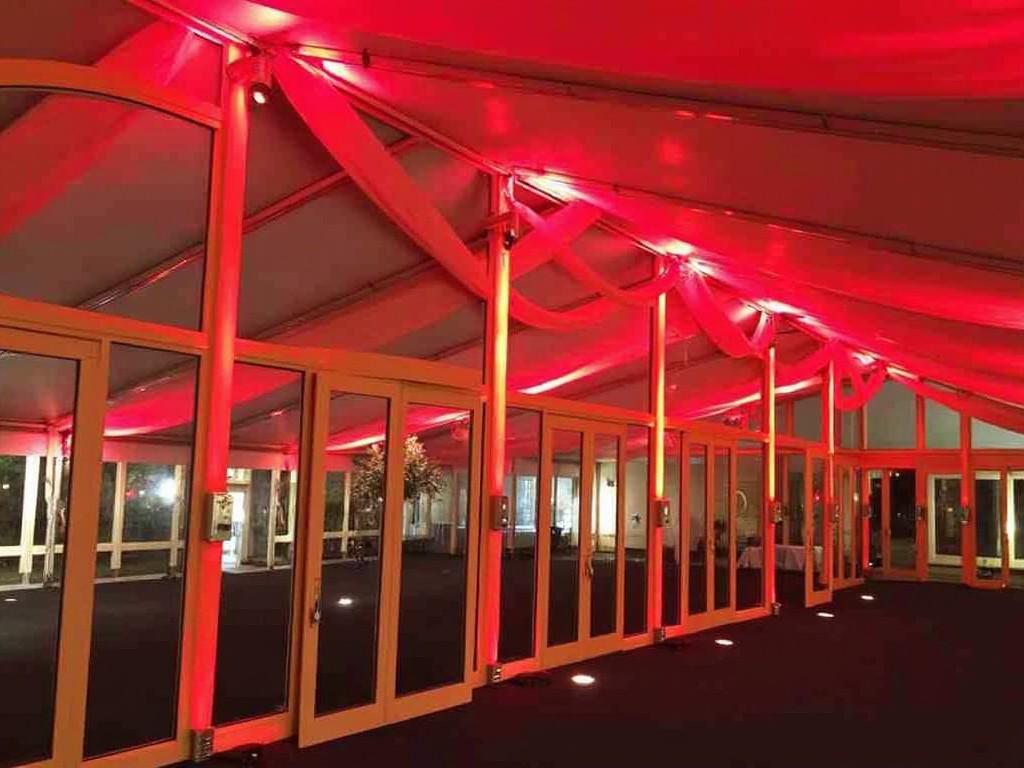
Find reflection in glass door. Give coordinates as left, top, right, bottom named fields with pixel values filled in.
left=712, top=448, right=732, bottom=610
left=809, top=457, right=828, bottom=596
left=1010, top=473, right=1024, bottom=571
left=687, top=444, right=708, bottom=617
left=928, top=474, right=962, bottom=583
left=540, top=418, right=624, bottom=667
left=974, top=472, right=1004, bottom=582
left=888, top=469, right=918, bottom=572
left=299, top=380, right=480, bottom=747
left=547, top=429, right=582, bottom=648
left=775, top=451, right=805, bottom=607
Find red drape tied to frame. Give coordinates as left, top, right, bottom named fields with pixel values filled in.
left=511, top=200, right=681, bottom=307
left=677, top=270, right=774, bottom=358
left=833, top=349, right=886, bottom=411
left=274, top=56, right=638, bottom=332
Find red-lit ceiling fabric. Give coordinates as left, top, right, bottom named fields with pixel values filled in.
left=0, top=22, right=196, bottom=241
left=834, top=352, right=887, bottom=411
left=273, top=54, right=637, bottom=332
left=676, top=271, right=774, bottom=358
left=512, top=200, right=678, bottom=307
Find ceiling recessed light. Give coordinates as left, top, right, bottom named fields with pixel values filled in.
left=816, top=611, right=835, bottom=618
left=337, top=597, right=354, bottom=607
left=714, top=638, right=734, bottom=647
left=570, top=673, right=595, bottom=686
left=860, top=594, right=875, bottom=602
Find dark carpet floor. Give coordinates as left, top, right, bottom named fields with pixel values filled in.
left=243, top=580, right=1024, bottom=768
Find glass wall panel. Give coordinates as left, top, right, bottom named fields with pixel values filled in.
left=590, top=434, right=619, bottom=638
left=866, top=381, right=916, bottom=449
left=687, top=445, right=708, bottom=616
left=0, top=89, right=212, bottom=330
left=712, top=448, right=732, bottom=610
left=0, top=350, right=78, bottom=767
left=395, top=405, right=473, bottom=695
left=214, top=364, right=303, bottom=725
left=548, top=430, right=582, bottom=647
left=661, top=431, right=681, bottom=627
left=85, top=345, right=198, bottom=758
left=1012, top=475, right=1024, bottom=571
left=736, top=441, right=763, bottom=609
left=498, top=408, right=540, bottom=662
left=624, top=426, right=649, bottom=635
left=315, top=393, right=390, bottom=715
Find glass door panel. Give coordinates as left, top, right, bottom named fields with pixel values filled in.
left=712, top=447, right=731, bottom=610
left=547, top=429, right=582, bottom=647
left=589, top=434, right=618, bottom=638
left=0, top=349, right=80, bottom=767
left=810, top=458, right=827, bottom=592
left=868, top=470, right=883, bottom=567
left=928, top=475, right=962, bottom=582
left=1011, top=474, right=1024, bottom=570
left=974, top=472, right=1002, bottom=580
left=314, top=391, right=391, bottom=716
left=735, top=441, right=763, bottom=610
left=661, top=432, right=681, bottom=626
left=775, top=452, right=804, bottom=606
left=889, top=469, right=917, bottom=571
left=687, top=445, right=708, bottom=616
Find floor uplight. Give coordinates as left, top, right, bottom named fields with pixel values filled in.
left=337, top=597, right=354, bottom=607
left=860, top=594, right=875, bottom=602
left=816, top=611, right=835, bottom=619
left=714, top=638, right=734, bottom=647
left=570, top=674, right=595, bottom=686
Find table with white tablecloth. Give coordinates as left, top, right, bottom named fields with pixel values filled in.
left=737, top=544, right=823, bottom=572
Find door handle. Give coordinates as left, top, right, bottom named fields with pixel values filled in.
left=311, top=579, right=322, bottom=626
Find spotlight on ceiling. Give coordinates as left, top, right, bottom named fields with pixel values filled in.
left=714, top=638, right=734, bottom=647
left=816, top=611, right=835, bottom=619
left=860, top=594, right=875, bottom=602
left=249, top=81, right=271, bottom=106
left=570, top=673, right=595, bottom=686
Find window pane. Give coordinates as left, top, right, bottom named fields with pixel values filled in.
left=396, top=404, right=473, bottom=695
left=975, top=474, right=1002, bottom=580
left=0, top=350, right=78, bottom=767
left=866, top=381, right=916, bottom=449
left=215, top=364, right=304, bottom=725
left=793, top=394, right=822, bottom=442
left=85, top=345, right=198, bottom=758
left=925, top=399, right=959, bottom=449
left=0, top=90, right=212, bottom=329
left=548, top=430, right=582, bottom=647
left=498, top=408, right=540, bottom=663
left=811, top=458, right=827, bottom=589
left=972, top=419, right=1024, bottom=449
left=776, top=451, right=805, bottom=606
left=624, top=426, right=649, bottom=635
left=713, top=448, right=731, bottom=609
left=315, top=393, right=390, bottom=714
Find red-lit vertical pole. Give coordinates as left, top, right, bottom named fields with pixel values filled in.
left=763, top=344, right=777, bottom=607
left=960, top=412, right=973, bottom=587
left=190, top=42, right=248, bottom=732
left=823, top=359, right=836, bottom=591
left=481, top=174, right=510, bottom=670
left=649, top=257, right=666, bottom=633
